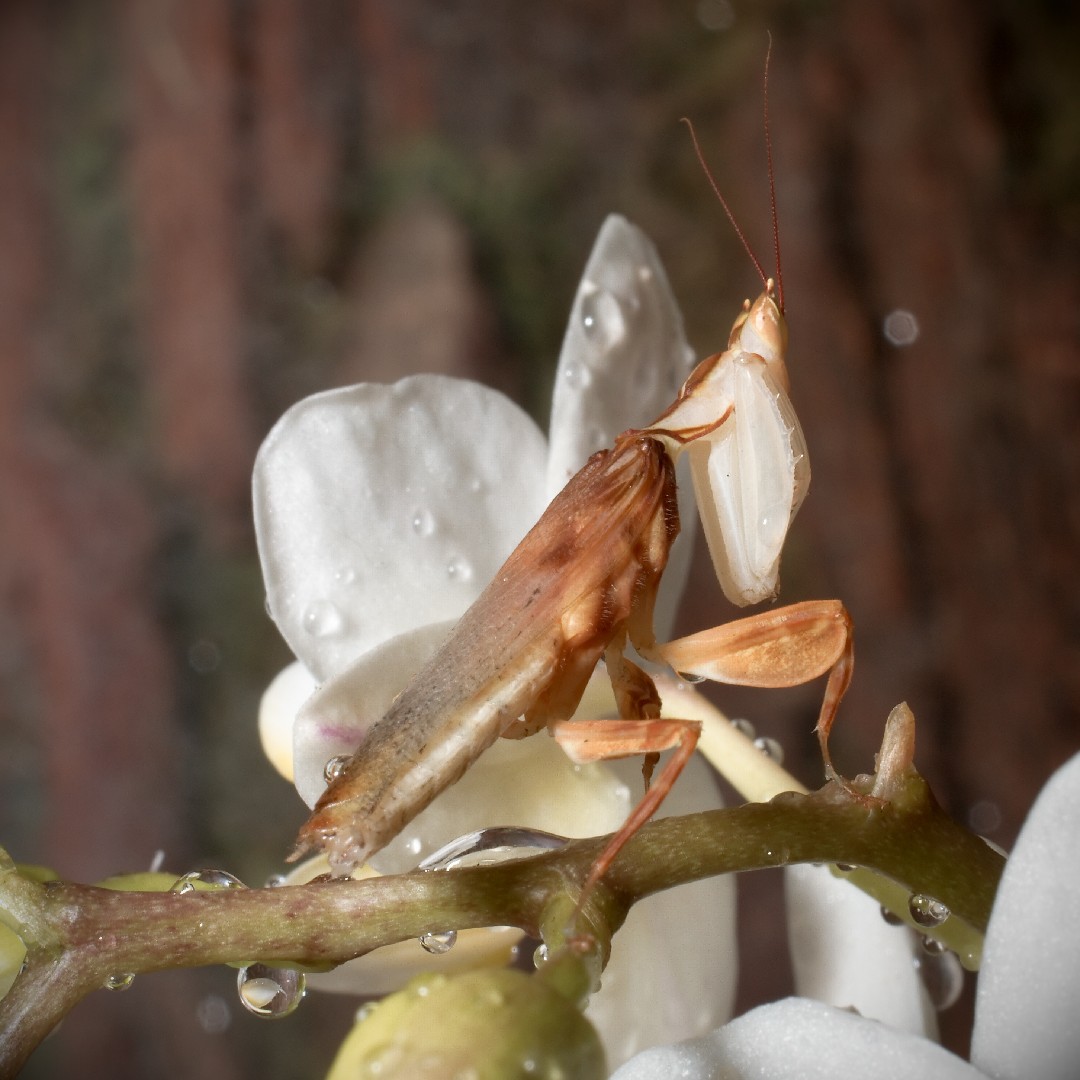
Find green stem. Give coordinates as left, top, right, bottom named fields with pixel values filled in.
left=0, top=768, right=1004, bottom=1076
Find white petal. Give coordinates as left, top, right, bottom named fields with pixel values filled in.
left=786, top=863, right=936, bottom=1038
left=972, top=751, right=1080, bottom=1080
left=254, top=375, right=547, bottom=681
left=258, top=661, right=318, bottom=782
left=545, top=215, right=696, bottom=498
left=292, top=620, right=457, bottom=810
left=610, top=998, right=984, bottom=1080
left=587, top=754, right=735, bottom=1069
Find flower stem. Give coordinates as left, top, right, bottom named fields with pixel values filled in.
left=0, top=754, right=1003, bottom=1075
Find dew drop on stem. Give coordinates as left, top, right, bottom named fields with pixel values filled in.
left=418, top=930, right=457, bottom=955
left=754, top=736, right=784, bottom=764
left=171, top=868, right=246, bottom=895
left=909, top=893, right=950, bottom=928
left=915, top=949, right=964, bottom=1012
left=236, top=964, right=306, bottom=1018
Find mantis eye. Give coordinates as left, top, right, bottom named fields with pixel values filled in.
left=689, top=357, right=809, bottom=606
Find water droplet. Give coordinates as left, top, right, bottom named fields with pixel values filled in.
left=196, top=993, right=232, bottom=1034
left=405, top=836, right=423, bottom=856
left=302, top=600, right=344, bottom=638
left=580, top=288, right=628, bottom=350
left=730, top=717, right=756, bottom=739
left=697, top=0, right=735, bottom=31
left=237, top=964, right=306, bottom=1018
left=187, top=639, right=221, bottom=674
left=915, top=949, right=964, bottom=1011
left=561, top=365, right=596, bottom=390
left=920, top=934, right=946, bottom=956
left=171, top=868, right=246, bottom=895
left=264, top=873, right=287, bottom=888
left=445, top=556, right=473, bottom=582
left=410, top=508, right=436, bottom=537
left=334, top=566, right=356, bottom=586
left=676, top=670, right=706, bottom=684
left=419, top=929, right=457, bottom=955
left=909, top=893, right=950, bottom=928
left=753, top=736, right=784, bottom=764
left=880, top=905, right=904, bottom=926
left=103, top=972, right=134, bottom=991
left=967, top=799, right=1002, bottom=835
left=532, top=943, right=550, bottom=968
left=835, top=862, right=856, bottom=872
left=883, top=308, right=920, bottom=346
left=324, top=754, right=350, bottom=784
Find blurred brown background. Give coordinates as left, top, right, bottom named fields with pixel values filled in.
left=1, top=1, right=1076, bottom=1076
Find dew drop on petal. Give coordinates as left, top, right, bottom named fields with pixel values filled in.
left=237, top=964, right=306, bottom=1018
left=302, top=600, right=345, bottom=639
left=410, top=507, right=436, bottom=537
left=914, top=948, right=964, bottom=1011
left=580, top=288, right=628, bottom=350
left=532, top=943, right=550, bottom=968
left=418, top=929, right=457, bottom=955
left=883, top=308, right=920, bottom=346
left=264, top=873, right=287, bottom=888
left=562, top=363, right=593, bottom=390
left=754, top=736, right=784, bottom=764
left=103, top=972, right=135, bottom=991
left=908, top=893, right=950, bottom=927
left=323, top=754, right=350, bottom=784
left=730, top=717, right=756, bottom=739
left=446, top=556, right=473, bottom=582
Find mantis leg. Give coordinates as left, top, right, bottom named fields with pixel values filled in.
left=657, top=599, right=854, bottom=781
left=550, top=715, right=702, bottom=896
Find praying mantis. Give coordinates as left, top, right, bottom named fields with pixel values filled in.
left=289, top=151, right=854, bottom=889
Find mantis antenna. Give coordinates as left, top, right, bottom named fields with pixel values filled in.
left=680, top=36, right=785, bottom=310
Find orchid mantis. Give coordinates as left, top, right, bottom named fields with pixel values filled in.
left=275, top=212, right=853, bottom=890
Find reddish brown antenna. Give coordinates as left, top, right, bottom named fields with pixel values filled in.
left=681, top=38, right=785, bottom=311
left=681, top=116, right=770, bottom=296
left=763, top=33, right=784, bottom=311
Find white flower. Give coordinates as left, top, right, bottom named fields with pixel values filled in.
left=611, top=750, right=1080, bottom=1080
left=254, top=215, right=734, bottom=1066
